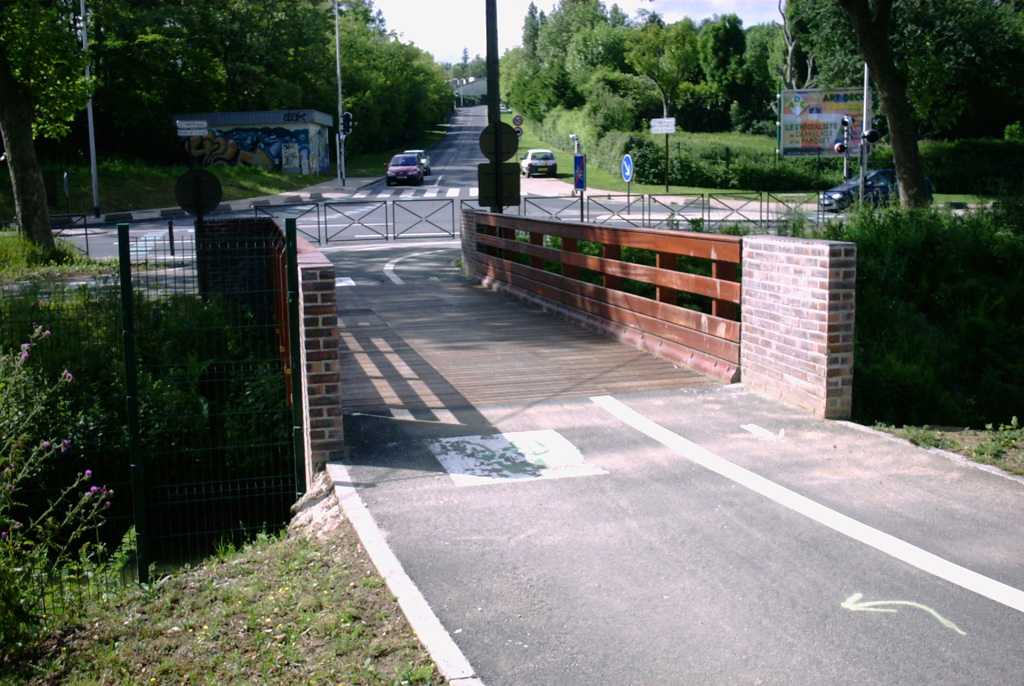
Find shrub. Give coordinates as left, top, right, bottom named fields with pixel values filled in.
left=0, top=326, right=113, bottom=649
left=826, top=203, right=1024, bottom=427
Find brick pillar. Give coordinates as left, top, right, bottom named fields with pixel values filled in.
left=741, top=236, right=856, bottom=419
left=460, top=208, right=480, bottom=278
left=297, top=238, right=344, bottom=484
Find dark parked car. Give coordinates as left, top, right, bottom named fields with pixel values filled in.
left=385, top=154, right=423, bottom=186
left=819, top=169, right=933, bottom=211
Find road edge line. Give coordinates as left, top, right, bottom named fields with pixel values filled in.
left=326, top=462, right=486, bottom=685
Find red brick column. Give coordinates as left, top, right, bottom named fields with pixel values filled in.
left=297, top=238, right=344, bottom=483
left=741, top=236, right=856, bottom=419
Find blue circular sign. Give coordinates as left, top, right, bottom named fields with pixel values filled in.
left=622, top=154, right=634, bottom=182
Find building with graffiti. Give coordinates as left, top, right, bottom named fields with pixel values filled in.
left=173, top=110, right=332, bottom=174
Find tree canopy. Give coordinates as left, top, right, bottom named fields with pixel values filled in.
left=1, top=0, right=454, bottom=248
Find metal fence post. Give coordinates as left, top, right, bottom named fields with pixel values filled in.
left=285, top=218, right=306, bottom=497
left=118, top=222, right=149, bottom=584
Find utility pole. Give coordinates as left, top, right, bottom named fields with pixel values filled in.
left=81, top=0, right=100, bottom=217
left=334, top=0, right=345, bottom=187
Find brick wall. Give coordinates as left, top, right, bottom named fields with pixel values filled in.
left=296, top=238, right=344, bottom=484
left=741, top=236, right=856, bottom=419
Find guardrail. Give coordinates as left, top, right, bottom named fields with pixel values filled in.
left=461, top=209, right=743, bottom=382
left=246, top=191, right=826, bottom=245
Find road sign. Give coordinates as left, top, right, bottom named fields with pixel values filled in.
left=175, top=169, right=222, bottom=218
left=514, top=126, right=523, bottom=137
left=512, top=115, right=524, bottom=127
left=479, top=122, right=519, bottom=163
left=650, top=117, right=676, bottom=134
left=621, top=154, right=634, bottom=183
left=176, top=119, right=209, bottom=137
left=477, top=162, right=521, bottom=208
left=574, top=154, right=586, bottom=191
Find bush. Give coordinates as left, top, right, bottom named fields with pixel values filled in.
left=870, top=138, right=1024, bottom=195
left=827, top=203, right=1024, bottom=427
left=1, top=326, right=113, bottom=650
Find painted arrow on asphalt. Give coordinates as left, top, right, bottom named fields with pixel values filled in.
left=842, top=593, right=966, bottom=635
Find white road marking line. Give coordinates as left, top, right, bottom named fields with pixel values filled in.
left=335, top=277, right=356, bottom=287
left=591, top=395, right=1024, bottom=615
left=326, top=463, right=483, bottom=684
left=383, top=249, right=447, bottom=285
left=741, top=424, right=784, bottom=440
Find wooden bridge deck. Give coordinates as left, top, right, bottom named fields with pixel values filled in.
left=335, top=279, right=722, bottom=417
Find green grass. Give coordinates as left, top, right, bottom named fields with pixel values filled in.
left=0, top=231, right=116, bottom=282
left=0, top=479, right=444, bottom=686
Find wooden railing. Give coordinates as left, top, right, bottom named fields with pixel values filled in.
left=462, top=211, right=742, bottom=382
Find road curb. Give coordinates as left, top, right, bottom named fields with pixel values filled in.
left=325, top=462, right=486, bottom=686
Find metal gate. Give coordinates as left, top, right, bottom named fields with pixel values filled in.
left=118, top=219, right=302, bottom=580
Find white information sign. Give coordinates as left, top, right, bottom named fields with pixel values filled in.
left=650, top=117, right=676, bottom=134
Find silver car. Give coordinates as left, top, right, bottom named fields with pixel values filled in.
left=403, top=149, right=431, bottom=175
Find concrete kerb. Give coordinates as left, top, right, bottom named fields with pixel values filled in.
left=325, top=462, right=487, bottom=686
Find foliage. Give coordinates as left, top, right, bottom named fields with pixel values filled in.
left=0, top=519, right=443, bottom=685
left=0, top=233, right=88, bottom=281
left=821, top=202, right=1024, bottom=427
left=0, top=283, right=293, bottom=556
left=870, top=138, right=1024, bottom=196
left=0, top=0, right=91, bottom=139
left=787, top=0, right=1024, bottom=140
left=38, top=0, right=452, bottom=163
left=0, top=327, right=113, bottom=651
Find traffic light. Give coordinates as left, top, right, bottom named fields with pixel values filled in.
left=834, top=141, right=847, bottom=154
left=341, top=111, right=353, bottom=136
left=863, top=128, right=881, bottom=144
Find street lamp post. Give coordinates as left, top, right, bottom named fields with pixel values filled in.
left=81, top=0, right=100, bottom=217
left=334, top=0, right=345, bottom=187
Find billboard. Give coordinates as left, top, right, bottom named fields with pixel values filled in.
left=778, top=88, right=866, bottom=158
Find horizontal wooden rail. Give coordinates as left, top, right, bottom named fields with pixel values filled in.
left=461, top=211, right=742, bottom=382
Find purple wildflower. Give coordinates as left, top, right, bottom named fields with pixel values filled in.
left=41, top=440, right=51, bottom=450
left=63, top=370, right=74, bottom=381
left=84, top=469, right=92, bottom=479
left=60, top=440, right=70, bottom=453
left=90, top=486, right=99, bottom=494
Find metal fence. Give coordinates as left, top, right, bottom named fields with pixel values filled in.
left=243, top=191, right=825, bottom=246
left=1, top=218, right=303, bottom=599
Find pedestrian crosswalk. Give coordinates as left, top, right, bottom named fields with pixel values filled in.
left=348, top=186, right=518, bottom=201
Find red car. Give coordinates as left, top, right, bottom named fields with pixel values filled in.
left=385, top=153, right=423, bottom=186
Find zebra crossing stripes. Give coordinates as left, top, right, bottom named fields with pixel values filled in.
left=343, top=187, right=535, bottom=201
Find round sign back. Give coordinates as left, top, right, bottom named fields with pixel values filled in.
left=479, top=122, right=519, bottom=163
left=175, top=169, right=223, bottom=217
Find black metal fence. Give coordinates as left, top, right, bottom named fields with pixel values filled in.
left=1, top=217, right=303, bottom=596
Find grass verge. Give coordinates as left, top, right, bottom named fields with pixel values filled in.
left=882, top=419, right=1024, bottom=476
left=0, top=475, right=445, bottom=686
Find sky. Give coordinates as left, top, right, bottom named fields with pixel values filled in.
left=369, top=0, right=784, bottom=65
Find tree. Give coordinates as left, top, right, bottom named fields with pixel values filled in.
left=835, top=0, right=930, bottom=208
left=625, top=19, right=700, bottom=118
left=0, top=0, right=91, bottom=253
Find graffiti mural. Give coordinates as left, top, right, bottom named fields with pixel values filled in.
left=184, top=124, right=330, bottom=174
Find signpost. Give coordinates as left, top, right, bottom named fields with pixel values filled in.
left=622, top=153, right=634, bottom=205
left=176, top=119, right=208, bottom=137
left=574, top=155, right=586, bottom=221
left=478, top=121, right=520, bottom=209
left=650, top=117, right=676, bottom=192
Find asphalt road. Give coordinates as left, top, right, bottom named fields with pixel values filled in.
left=338, top=381, right=1024, bottom=686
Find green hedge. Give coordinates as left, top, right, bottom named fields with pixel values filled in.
left=824, top=203, right=1024, bottom=427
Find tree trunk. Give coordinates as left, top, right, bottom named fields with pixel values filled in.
left=0, top=47, right=55, bottom=253
left=837, top=0, right=930, bottom=208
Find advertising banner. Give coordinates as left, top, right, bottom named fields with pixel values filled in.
left=779, top=88, right=865, bottom=157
